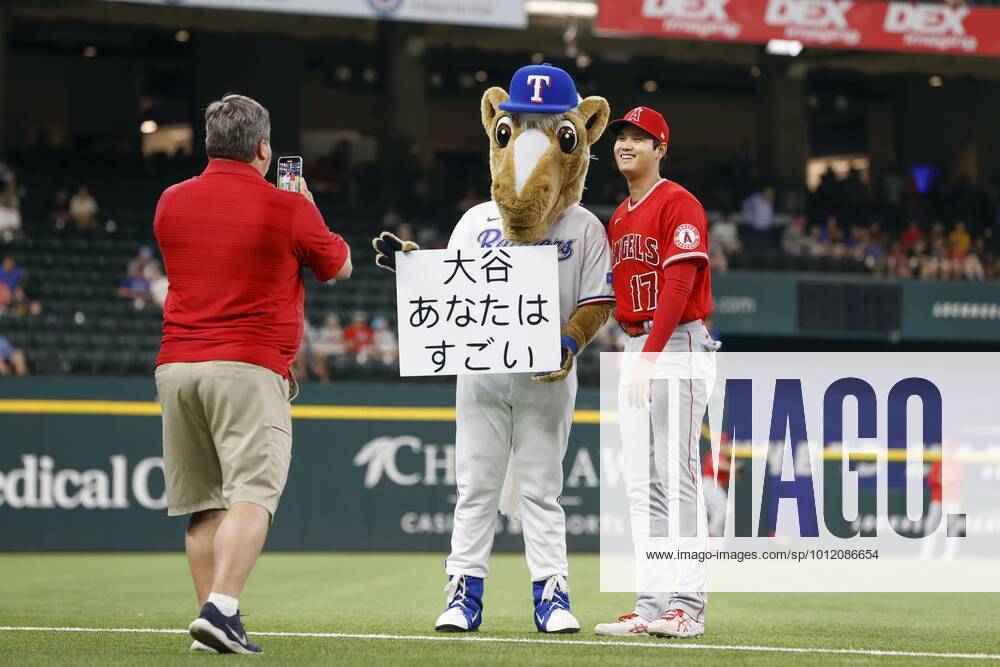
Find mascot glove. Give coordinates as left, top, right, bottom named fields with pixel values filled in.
left=372, top=231, right=420, bottom=273
left=532, top=335, right=579, bottom=383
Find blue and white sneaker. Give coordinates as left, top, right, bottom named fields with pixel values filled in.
left=533, top=575, right=580, bottom=633
left=187, top=602, right=262, bottom=655
left=434, top=575, right=483, bottom=632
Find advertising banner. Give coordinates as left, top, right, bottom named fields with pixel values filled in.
left=597, top=0, right=1000, bottom=57
left=901, top=280, right=1000, bottom=343
left=100, top=0, right=527, bottom=29
left=0, top=378, right=598, bottom=552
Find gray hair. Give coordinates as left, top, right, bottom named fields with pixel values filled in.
left=204, top=94, right=270, bottom=162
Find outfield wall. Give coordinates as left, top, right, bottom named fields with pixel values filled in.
left=713, top=273, right=1000, bottom=342
left=0, top=377, right=601, bottom=552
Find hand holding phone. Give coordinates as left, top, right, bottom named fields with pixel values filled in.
left=277, top=155, right=303, bottom=192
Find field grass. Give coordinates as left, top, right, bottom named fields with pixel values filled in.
left=0, top=552, right=997, bottom=665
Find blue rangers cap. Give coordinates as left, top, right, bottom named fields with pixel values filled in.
left=499, top=63, right=579, bottom=114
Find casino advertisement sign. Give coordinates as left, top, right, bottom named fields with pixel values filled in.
left=0, top=378, right=599, bottom=552
left=0, top=375, right=968, bottom=555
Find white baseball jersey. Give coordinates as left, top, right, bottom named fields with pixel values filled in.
left=447, top=201, right=615, bottom=323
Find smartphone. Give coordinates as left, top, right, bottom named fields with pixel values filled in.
left=277, top=155, right=303, bottom=192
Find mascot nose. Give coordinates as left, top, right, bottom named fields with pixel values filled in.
left=513, top=128, right=550, bottom=195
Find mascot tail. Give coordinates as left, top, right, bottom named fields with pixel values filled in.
left=497, top=454, right=520, bottom=521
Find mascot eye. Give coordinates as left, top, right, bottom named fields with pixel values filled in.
left=495, top=117, right=513, bottom=148
left=556, top=121, right=578, bottom=154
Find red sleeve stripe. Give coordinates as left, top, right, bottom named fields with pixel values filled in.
left=662, top=251, right=709, bottom=268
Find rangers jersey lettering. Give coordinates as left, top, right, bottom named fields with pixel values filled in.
left=449, top=201, right=615, bottom=326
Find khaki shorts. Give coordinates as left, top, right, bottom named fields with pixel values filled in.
left=155, top=361, right=296, bottom=518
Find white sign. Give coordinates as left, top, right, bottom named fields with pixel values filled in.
left=99, top=0, right=527, bottom=28
left=395, top=247, right=560, bottom=377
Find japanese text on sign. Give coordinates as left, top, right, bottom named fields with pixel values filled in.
left=395, top=247, right=561, bottom=377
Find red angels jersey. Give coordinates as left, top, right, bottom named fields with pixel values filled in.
left=608, top=179, right=712, bottom=325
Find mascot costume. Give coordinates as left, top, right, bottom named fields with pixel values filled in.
left=373, top=64, right=614, bottom=633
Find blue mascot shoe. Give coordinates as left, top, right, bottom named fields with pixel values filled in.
left=533, top=575, right=580, bottom=633
left=435, top=575, right=484, bottom=632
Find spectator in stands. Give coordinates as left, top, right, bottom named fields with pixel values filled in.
left=961, top=243, right=986, bottom=281
left=900, top=220, right=925, bottom=250
left=371, top=316, right=398, bottom=365
left=781, top=214, right=809, bottom=256
left=128, top=245, right=162, bottom=279
left=883, top=241, right=912, bottom=278
left=948, top=221, right=972, bottom=255
left=0, top=183, right=21, bottom=237
left=709, top=212, right=741, bottom=255
left=817, top=166, right=837, bottom=199
left=0, top=161, right=14, bottom=187
left=118, top=269, right=151, bottom=305
left=742, top=185, right=775, bottom=232
left=805, top=225, right=826, bottom=257
left=8, top=286, right=43, bottom=320
left=148, top=265, right=169, bottom=308
left=881, top=165, right=905, bottom=211
left=820, top=215, right=849, bottom=258
left=344, top=311, right=374, bottom=357
left=291, top=321, right=317, bottom=382
left=0, top=335, right=28, bottom=376
left=311, top=313, right=347, bottom=383
left=842, top=168, right=867, bottom=206
left=741, top=185, right=775, bottom=251
left=69, top=185, right=99, bottom=229
left=50, top=189, right=71, bottom=230
left=861, top=222, right=887, bottom=270
left=0, top=255, right=26, bottom=308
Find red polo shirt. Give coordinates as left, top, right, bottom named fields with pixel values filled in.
left=154, top=159, right=349, bottom=379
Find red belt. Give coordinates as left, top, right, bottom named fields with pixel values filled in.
left=617, top=320, right=652, bottom=337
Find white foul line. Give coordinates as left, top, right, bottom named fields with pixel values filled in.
left=0, top=626, right=998, bottom=661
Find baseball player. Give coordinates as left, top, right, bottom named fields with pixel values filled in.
left=703, top=434, right=737, bottom=538
left=919, top=442, right=963, bottom=560
left=373, top=64, right=614, bottom=634
left=593, top=106, right=718, bottom=639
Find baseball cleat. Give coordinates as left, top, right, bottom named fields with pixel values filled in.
left=532, top=575, right=580, bottom=633
left=647, top=609, right=704, bottom=638
left=187, top=602, right=262, bottom=655
left=435, top=575, right=483, bottom=632
left=189, top=639, right=218, bottom=653
left=594, top=613, right=653, bottom=636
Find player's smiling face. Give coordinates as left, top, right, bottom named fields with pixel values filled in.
left=613, top=125, right=663, bottom=178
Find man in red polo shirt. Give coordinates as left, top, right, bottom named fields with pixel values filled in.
left=595, top=106, right=719, bottom=640
left=154, top=94, right=351, bottom=655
